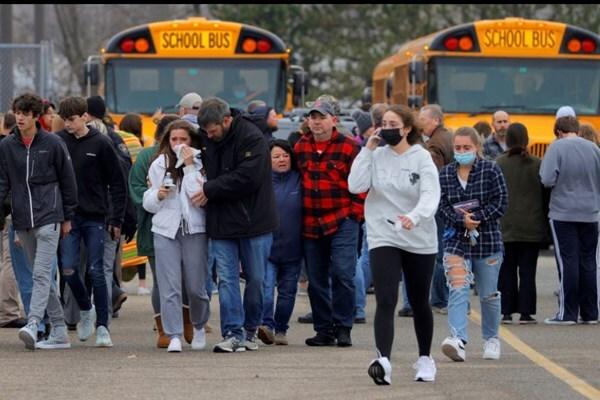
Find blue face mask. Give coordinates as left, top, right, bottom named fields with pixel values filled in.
left=454, top=151, right=476, bottom=165
left=234, top=90, right=246, bottom=100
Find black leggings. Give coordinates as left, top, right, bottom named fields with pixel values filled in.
left=370, top=247, right=435, bottom=358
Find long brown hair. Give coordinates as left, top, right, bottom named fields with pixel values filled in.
left=155, top=120, right=201, bottom=185
left=506, top=122, right=529, bottom=158
left=384, top=105, right=422, bottom=145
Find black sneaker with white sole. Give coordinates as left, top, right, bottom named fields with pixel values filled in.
left=368, top=355, right=392, bottom=385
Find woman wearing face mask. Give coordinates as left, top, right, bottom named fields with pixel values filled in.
left=349, top=105, right=440, bottom=384
left=143, top=120, right=210, bottom=353
left=438, top=127, right=508, bottom=363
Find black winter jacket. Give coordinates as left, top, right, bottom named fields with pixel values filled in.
left=201, top=109, right=278, bottom=239
left=0, top=127, right=78, bottom=230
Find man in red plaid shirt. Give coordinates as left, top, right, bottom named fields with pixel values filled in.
left=294, top=100, right=365, bottom=347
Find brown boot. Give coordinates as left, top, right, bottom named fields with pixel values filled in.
left=183, top=305, right=193, bottom=344
left=154, top=314, right=169, bottom=348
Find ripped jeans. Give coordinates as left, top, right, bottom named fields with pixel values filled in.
left=444, top=252, right=502, bottom=344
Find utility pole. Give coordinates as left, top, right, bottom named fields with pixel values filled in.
left=1, top=4, right=14, bottom=112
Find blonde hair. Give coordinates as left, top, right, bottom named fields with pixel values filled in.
left=87, top=118, right=108, bottom=135
left=578, top=123, right=600, bottom=146
left=454, top=126, right=483, bottom=158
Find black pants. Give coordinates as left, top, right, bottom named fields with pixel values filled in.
left=370, top=247, right=435, bottom=358
left=551, top=220, right=599, bottom=322
left=498, top=242, right=540, bottom=316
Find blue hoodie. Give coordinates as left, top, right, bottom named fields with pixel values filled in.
left=269, top=169, right=302, bottom=263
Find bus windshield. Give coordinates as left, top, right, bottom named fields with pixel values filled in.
left=431, top=57, right=600, bottom=115
left=105, top=58, right=286, bottom=114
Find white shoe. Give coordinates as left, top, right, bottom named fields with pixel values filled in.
left=36, top=325, right=71, bottom=350
left=95, top=325, right=113, bottom=347
left=191, top=328, right=206, bottom=350
left=137, top=287, right=151, bottom=296
left=78, top=306, right=96, bottom=342
left=413, top=355, right=436, bottom=382
left=441, top=336, right=466, bottom=362
left=168, top=337, right=182, bottom=352
left=368, top=352, right=392, bottom=385
left=483, top=338, right=501, bottom=360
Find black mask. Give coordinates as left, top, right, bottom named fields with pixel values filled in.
left=379, top=128, right=402, bottom=146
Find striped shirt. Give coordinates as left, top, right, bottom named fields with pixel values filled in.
left=439, top=158, right=508, bottom=258
left=294, top=128, right=365, bottom=238
left=116, top=130, right=143, bottom=163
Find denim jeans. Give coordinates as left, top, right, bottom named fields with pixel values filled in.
left=262, top=259, right=302, bottom=333
left=445, top=251, right=502, bottom=343
left=60, top=216, right=109, bottom=328
left=430, top=213, right=448, bottom=308
left=304, top=218, right=359, bottom=336
left=354, top=226, right=371, bottom=319
left=213, top=233, right=273, bottom=340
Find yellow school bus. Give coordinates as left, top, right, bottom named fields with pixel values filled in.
left=84, top=17, right=308, bottom=270
left=85, top=17, right=308, bottom=146
left=371, top=17, right=600, bottom=157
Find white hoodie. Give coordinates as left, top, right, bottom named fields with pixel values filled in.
left=143, top=153, right=206, bottom=239
left=348, top=145, right=440, bottom=254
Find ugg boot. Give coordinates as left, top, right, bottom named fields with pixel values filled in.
left=154, top=314, right=169, bottom=348
left=183, top=305, right=193, bottom=344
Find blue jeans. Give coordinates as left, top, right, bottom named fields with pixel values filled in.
left=445, top=252, right=502, bottom=343
left=60, top=216, right=109, bottom=328
left=430, top=213, right=448, bottom=308
left=213, top=233, right=273, bottom=340
left=354, top=226, right=371, bottom=319
left=261, top=259, right=302, bottom=333
left=304, top=218, right=359, bottom=336
left=9, top=224, right=57, bottom=332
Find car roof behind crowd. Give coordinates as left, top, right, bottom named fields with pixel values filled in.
left=273, top=108, right=358, bottom=141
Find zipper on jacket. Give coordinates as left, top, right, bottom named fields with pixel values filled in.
left=26, top=147, right=35, bottom=227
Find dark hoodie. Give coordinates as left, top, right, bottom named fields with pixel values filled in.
left=247, top=106, right=277, bottom=140
left=200, top=108, right=278, bottom=239
left=56, top=127, right=126, bottom=227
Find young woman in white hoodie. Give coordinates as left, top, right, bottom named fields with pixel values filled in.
left=143, top=120, right=210, bottom=353
left=349, top=105, right=440, bottom=384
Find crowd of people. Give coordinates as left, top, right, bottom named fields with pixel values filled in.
left=0, top=90, right=598, bottom=387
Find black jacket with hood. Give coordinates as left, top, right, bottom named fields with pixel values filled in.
left=201, top=108, right=278, bottom=239
left=0, top=126, right=78, bottom=230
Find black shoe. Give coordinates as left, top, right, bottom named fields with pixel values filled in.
left=354, top=317, right=366, bottom=324
left=66, top=323, right=77, bottom=331
left=335, top=328, right=352, bottom=347
left=298, top=312, right=313, bottom=324
left=305, top=333, right=336, bottom=346
left=112, top=289, right=128, bottom=313
left=519, top=314, right=537, bottom=325
left=501, top=314, right=513, bottom=324
left=397, top=307, right=413, bottom=317
left=0, top=317, right=27, bottom=328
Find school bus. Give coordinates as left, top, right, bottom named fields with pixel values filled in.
left=84, top=17, right=308, bottom=145
left=371, top=17, right=600, bottom=157
left=84, top=17, right=308, bottom=270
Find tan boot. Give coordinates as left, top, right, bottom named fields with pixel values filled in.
left=154, top=314, right=169, bottom=348
left=183, top=305, right=193, bottom=344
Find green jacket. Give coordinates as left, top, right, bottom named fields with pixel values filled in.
left=496, top=153, right=548, bottom=243
left=128, top=145, right=158, bottom=256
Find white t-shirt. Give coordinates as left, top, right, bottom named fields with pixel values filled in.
left=348, top=144, right=440, bottom=254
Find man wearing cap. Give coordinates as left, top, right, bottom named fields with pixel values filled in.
left=295, top=100, right=364, bottom=347
left=307, top=94, right=353, bottom=138
left=483, top=110, right=510, bottom=160
left=177, top=92, right=203, bottom=129
left=556, top=105, right=576, bottom=119
left=540, top=115, right=600, bottom=325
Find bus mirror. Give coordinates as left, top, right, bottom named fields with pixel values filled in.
left=292, top=69, right=309, bottom=106
left=83, top=61, right=99, bottom=86
left=361, top=86, right=373, bottom=105
left=408, top=95, right=423, bottom=109
left=409, top=60, right=425, bottom=84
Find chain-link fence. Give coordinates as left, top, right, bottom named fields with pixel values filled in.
left=0, top=41, right=54, bottom=113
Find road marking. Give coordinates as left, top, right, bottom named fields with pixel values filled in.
left=470, top=310, right=600, bottom=400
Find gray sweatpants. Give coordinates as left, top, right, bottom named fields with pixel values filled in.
left=154, top=231, right=209, bottom=338
left=17, top=223, right=65, bottom=327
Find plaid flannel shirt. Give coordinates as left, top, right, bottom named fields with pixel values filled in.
left=439, top=158, right=508, bottom=258
left=294, top=128, right=365, bottom=238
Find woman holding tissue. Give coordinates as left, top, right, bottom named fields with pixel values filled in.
left=438, top=127, right=507, bottom=363
left=143, top=120, right=210, bottom=353
left=348, top=105, right=440, bottom=384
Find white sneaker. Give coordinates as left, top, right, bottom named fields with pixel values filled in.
left=78, top=306, right=96, bottom=341
left=413, top=356, right=436, bottom=382
left=168, top=337, right=182, bottom=352
left=441, top=336, right=466, bottom=362
left=137, top=287, right=151, bottom=296
left=18, top=320, right=38, bottom=350
left=36, top=326, right=71, bottom=350
left=483, top=338, right=501, bottom=360
left=191, top=328, right=206, bottom=350
left=95, top=325, right=113, bottom=347
left=368, top=352, right=392, bottom=385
